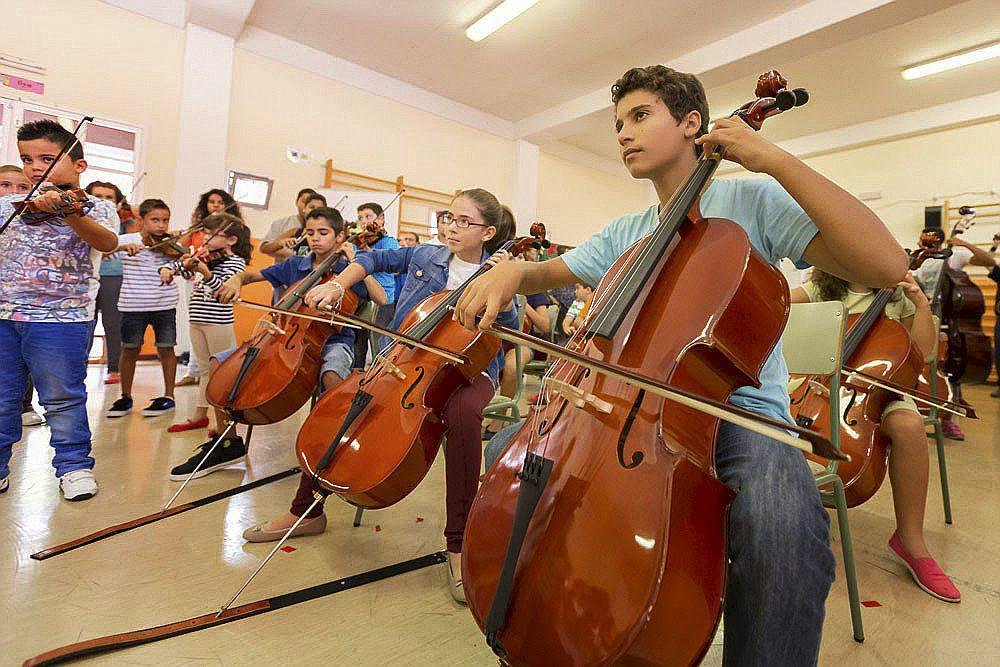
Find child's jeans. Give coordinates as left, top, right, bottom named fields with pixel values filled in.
left=0, top=320, right=93, bottom=479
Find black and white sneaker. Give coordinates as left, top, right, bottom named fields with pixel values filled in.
left=1, top=475, right=8, bottom=493
left=141, top=397, right=176, bottom=417
left=106, top=396, right=133, bottom=418
left=169, top=436, right=247, bottom=481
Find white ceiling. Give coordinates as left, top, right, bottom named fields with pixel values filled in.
left=106, top=0, right=1000, bottom=175
left=245, top=0, right=809, bottom=121
left=561, top=0, right=1000, bottom=163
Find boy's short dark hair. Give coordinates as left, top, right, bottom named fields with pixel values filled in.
left=297, top=188, right=317, bottom=200
left=304, top=193, right=327, bottom=207
left=305, top=206, right=344, bottom=233
left=139, top=198, right=170, bottom=217
left=358, top=202, right=383, bottom=217
left=611, top=66, right=709, bottom=155
left=17, top=119, right=85, bottom=162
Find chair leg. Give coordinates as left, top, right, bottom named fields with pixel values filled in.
left=831, top=478, right=864, bottom=643
left=353, top=506, right=364, bottom=527
left=931, top=420, right=953, bottom=525
left=245, top=424, right=254, bottom=448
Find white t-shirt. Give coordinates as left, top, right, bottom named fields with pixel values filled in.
left=445, top=255, right=482, bottom=290
left=117, top=232, right=180, bottom=312
left=913, top=246, right=973, bottom=300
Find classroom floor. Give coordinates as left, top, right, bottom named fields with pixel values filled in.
left=3, top=362, right=998, bottom=665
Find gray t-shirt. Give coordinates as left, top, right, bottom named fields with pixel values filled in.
left=263, top=214, right=301, bottom=243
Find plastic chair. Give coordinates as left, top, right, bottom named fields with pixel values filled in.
left=922, top=315, right=953, bottom=524
left=524, top=297, right=560, bottom=379
left=482, top=295, right=527, bottom=425
left=783, top=300, right=864, bottom=643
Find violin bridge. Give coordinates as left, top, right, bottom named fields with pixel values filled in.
left=546, top=378, right=612, bottom=414
left=377, top=355, right=407, bottom=380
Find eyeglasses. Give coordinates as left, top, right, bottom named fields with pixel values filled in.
left=438, top=212, right=488, bottom=229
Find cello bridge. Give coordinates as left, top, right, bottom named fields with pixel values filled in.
left=546, top=378, right=612, bottom=414
left=376, top=355, right=407, bottom=381
left=260, top=320, right=286, bottom=336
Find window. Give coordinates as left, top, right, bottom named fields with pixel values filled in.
left=0, top=98, right=144, bottom=200
left=227, top=169, right=273, bottom=209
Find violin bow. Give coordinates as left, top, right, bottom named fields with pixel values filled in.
left=0, top=115, right=94, bottom=237
left=480, top=321, right=846, bottom=461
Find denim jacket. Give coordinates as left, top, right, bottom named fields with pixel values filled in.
left=354, top=243, right=517, bottom=386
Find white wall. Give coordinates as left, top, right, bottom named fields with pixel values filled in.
left=0, top=0, right=185, bottom=203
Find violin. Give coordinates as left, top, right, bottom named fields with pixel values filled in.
left=205, top=252, right=360, bottom=425
left=294, top=234, right=543, bottom=509
left=142, top=231, right=189, bottom=259
left=463, top=72, right=813, bottom=664
left=791, top=249, right=934, bottom=507
left=12, top=185, right=94, bottom=225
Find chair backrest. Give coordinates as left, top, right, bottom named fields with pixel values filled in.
left=782, top=300, right=847, bottom=471
left=782, top=301, right=846, bottom=376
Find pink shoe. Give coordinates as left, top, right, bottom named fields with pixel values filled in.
left=889, top=533, right=961, bottom=602
left=941, top=421, right=965, bottom=441
left=104, top=375, right=120, bottom=385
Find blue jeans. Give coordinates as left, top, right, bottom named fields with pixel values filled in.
left=0, top=320, right=94, bottom=479
left=483, top=420, right=835, bottom=666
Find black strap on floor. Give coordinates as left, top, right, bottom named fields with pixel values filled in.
left=31, top=467, right=302, bottom=561
left=23, top=551, right=447, bottom=666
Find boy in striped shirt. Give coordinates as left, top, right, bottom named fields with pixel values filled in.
left=106, top=198, right=178, bottom=419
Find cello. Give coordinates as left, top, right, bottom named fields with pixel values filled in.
left=939, top=206, right=993, bottom=383
left=293, top=233, right=544, bottom=510
left=462, top=72, right=816, bottom=665
left=205, top=251, right=360, bottom=425
left=791, top=251, right=932, bottom=507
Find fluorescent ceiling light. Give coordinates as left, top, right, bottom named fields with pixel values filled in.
left=466, top=0, right=540, bottom=42
left=902, top=41, right=1000, bottom=80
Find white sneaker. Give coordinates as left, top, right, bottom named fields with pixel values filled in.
left=21, top=409, right=44, bottom=427
left=1, top=476, right=8, bottom=493
left=59, top=469, right=98, bottom=501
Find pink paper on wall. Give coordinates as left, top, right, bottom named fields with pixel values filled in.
left=1, top=74, right=45, bottom=94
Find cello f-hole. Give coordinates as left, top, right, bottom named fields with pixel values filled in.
left=617, top=390, right=646, bottom=470
left=284, top=322, right=301, bottom=351
left=842, top=387, right=859, bottom=426
left=401, top=366, right=425, bottom=410
left=789, top=384, right=811, bottom=406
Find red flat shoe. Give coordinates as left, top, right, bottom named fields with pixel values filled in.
left=104, top=376, right=121, bottom=385
left=889, top=533, right=961, bottom=602
left=167, top=418, right=210, bottom=433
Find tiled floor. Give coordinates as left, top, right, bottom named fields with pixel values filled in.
left=3, top=363, right=997, bottom=665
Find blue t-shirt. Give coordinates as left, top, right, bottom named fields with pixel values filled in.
left=260, top=253, right=369, bottom=348
left=369, top=234, right=400, bottom=303
left=561, top=177, right=818, bottom=424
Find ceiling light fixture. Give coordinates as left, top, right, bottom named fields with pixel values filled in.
left=466, top=0, right=541, bottom=42
left=902, top=41, right=1000, bottom=80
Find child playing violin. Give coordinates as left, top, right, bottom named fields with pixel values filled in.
left=159, top=214, right=251, bottom=445
left=456, top=66, right=908, bottom=664
left=791, top=270, right=960, bottom=602
left=176, top=190, right=246, bottom=388
left=215, top=206, right=387, bottom=391
left=243, top=189, right=516, bottom=605
left=106, top=198, right=179, bottom=420
left=0, top=120, right=118, bottom=500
